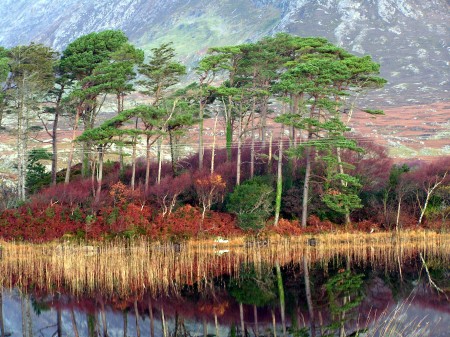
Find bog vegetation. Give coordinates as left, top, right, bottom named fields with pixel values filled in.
left=0, top=31, right=448, bottom=241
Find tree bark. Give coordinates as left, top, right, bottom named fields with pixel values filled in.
left=51, top=85, right=64, bottom=185
left=268, top=132, right=272, bottom=169
left=56, top=296, right=63, bottom=337
left=301, top=147, right=312, bottom=228
left=215, top=313, right=220, bottom=337
left=122, top=311, right=127, bottom=337
left=161, top=308, right=167, bottom=337
left=169, top=130, right=177, bottom=177
left=260, top=94, right=268, bottom=145
left=65, top=107, right=81, bottom=184
left=210, top=112, right=219, bottom=176
left=95, top=146, right=104, bottom=203
left=239, top=302, right=245, bottom=337
left=0, top=287, right=4, bottom=337
left=303, top=256, right=316, bottom=337
left=203, top=318, right=208, bottom=337
left=271, top=309, right=277, bottom=337
left=418, top=172, right=447, bottom=225
left=253, top=304, right=259, bottom=337
left=274, top=127, right=284, bottom=226
left=134, top=300, right=141, bottom=337
left=336, top=147, right=351, bottom=225
left=17, top=90, right=27, bottom=201
left=131, top=117, right=139, bottom=191
left=199, top=96, right=204, bottom=170
left=250, top=109, right=255, bottom=179
left=145, top=135, right=151, bottom=193
left=275, top=262, right=287, bottom=337
left=70, top=307, right=80, bottom=337
left=148, top=299, right=155, bottom=337
left=236, top=114, right=242, bottom=186
left=100, top=300, right=108, bottom=337
left=157, top=137, right=163, bottom=184
left=396, top=195, right=402, bottom=233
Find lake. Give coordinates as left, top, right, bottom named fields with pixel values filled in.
left=0, top=232, right=449, bottom=337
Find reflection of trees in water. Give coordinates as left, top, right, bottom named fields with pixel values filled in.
left=0, top=233, right=449, bottom=336
left=228, top=262, right=277, bottom=337
left=0, top=286, right=4, bottom=337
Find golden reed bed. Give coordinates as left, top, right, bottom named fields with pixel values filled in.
left=0, top=231, right=449, bottom=299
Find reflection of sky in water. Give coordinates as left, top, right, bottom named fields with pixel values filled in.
left=2, top=288, right=449, bottom=337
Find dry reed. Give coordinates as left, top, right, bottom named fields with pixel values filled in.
left=0, top=231, right=448, bottom=300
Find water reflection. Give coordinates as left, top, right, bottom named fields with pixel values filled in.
left=0, top=232, right=449, bottom=336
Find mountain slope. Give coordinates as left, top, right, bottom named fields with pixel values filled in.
left=0, top=0, right=448, bottom=104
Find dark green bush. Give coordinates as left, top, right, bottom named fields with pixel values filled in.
left=226, top=176, right=274, bottom=231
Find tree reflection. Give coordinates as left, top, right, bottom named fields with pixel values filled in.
left=228, top=263, right=277, bottom=336
left=0, top=286, right=4, bottom=337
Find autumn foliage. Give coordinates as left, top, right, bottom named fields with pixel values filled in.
left=0, top=141, right=448, bottom=242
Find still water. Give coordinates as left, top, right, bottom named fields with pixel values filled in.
left=0, top=232, right=449, bottom=337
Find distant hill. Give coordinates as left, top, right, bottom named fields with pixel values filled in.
left=0, top=0, right=448, bottom=105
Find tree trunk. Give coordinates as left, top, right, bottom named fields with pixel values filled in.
left=157, top=137, right=163, bottom=184
left=148, top=299, right=154, bottom=337
left=210, top=112, right=219, bottom=176
left=418, top=193, right=430, bottom=226
left=65, top=107, right=81, bottom=184
left=17, top=98, right=27, bottom=201
left=301, top=147, right=312, bottom=228
left=271, top=309, right=277, bottom=337
left=70, top=307, right=80, bottom=337
left=145, top=135, right=151, bottom=194
left=253, top=305, right=259, bottom=337
left=418, top=174, right=446, bottom=225
left=250, top=109, right=255, bottom=179
left=169, top=130, right=177, bottom=177
left=203, top=318, right=208, bottom=337
left=26, top=296, right=32, bottom=337
left=199, top=97, right=204, bottom=170
left=239, top=302, right=245, bottom=337
left=117, top=94, right=124, bottom=175
left=134, top=300, right=141, bottom=337
left=56, top=300, right=63, bottom=337
left=260, top=95, right=268, bottom=145
left=303, top=256, right=316, bottom=337
left=100, top=300, right=108, bottom=337
left=161, top=308, right=167, bottom=337
left=0, top=287, right=4, bottom=337
left=396, top=195, right=402, bottom=233
left=118, top=135, right=124, bottom=174
left=131, top=118, right=139, bottom=191
left=21, top=295, right=26, bottom=337
left=82, top=141, right=90, bottom=178
left=226, top=119, right=233, bottom=162
left=336, top=147, right=351, bottom=225
left=51, top=91, right=62, bottom=185
left=274, top=128, right=284, bottom=226
left=268, top=132, right=272, bottom=170
left=275, top=262, right=287, bottom=337
left=122, top=311, right=127, bottom=337
left=21, top=294, right=32, bottom=337
left=95, top=146, right=104, bottom=203
left=236, top=114, right=242, bottom=186
left=215, top=313, right=220, bottom=337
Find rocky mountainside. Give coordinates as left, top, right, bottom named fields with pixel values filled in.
left=0, top=0, right=448, bottom=104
